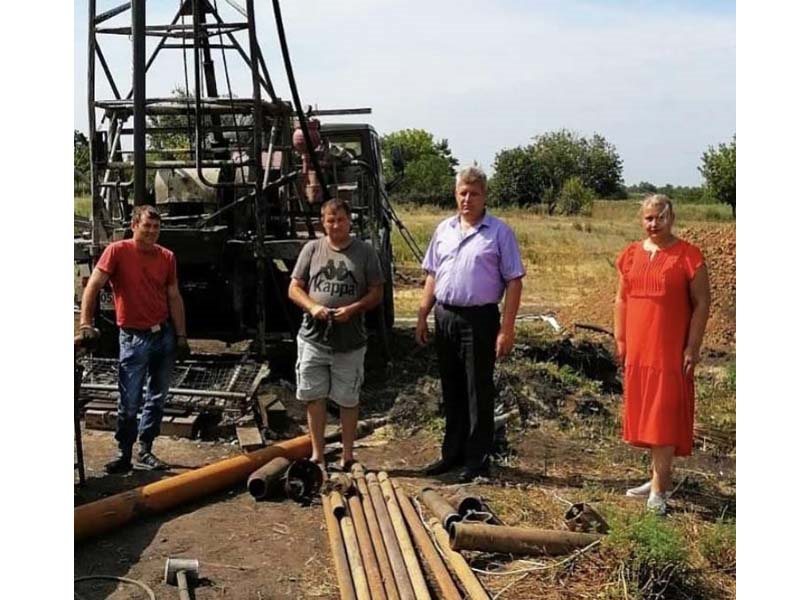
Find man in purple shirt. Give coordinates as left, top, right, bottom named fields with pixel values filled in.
left=416, top=165, right=526, bottom=482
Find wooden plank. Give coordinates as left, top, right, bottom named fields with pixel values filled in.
left=161, top=415, right=198, bottom=439
left=236, top=426, right=264, bottom=452
left=256, top=390, right=280, bottom=425
left=84, top=410, right=116, bottom=431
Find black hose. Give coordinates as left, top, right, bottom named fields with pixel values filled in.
left=74, top=575, right=156, bottom=600
left=270, top=0, right=330, bottom=201
left=351, top=159, right=424, bottom=263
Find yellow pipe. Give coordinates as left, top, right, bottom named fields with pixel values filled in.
left=75, top=434, right=313, bottom=542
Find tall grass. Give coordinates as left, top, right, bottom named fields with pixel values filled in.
left=391, top=200, right=733, bottom=318
left=74, top=195, right=91, bottom=218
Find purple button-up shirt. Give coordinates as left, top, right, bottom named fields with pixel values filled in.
left=421, top=213, right=526, bottom=307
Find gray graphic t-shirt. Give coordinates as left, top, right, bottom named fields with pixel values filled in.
left=292, top=237, right=384, bottom=352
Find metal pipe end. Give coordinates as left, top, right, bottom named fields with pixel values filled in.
left=247, top=478, right=266, bottom=499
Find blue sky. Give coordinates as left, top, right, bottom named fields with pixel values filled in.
left=74, top=0, right=735, bottom=186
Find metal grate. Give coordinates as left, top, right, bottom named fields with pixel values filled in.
left=77, top=357, right=269, bottom=417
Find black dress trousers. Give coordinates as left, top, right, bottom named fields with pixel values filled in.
left=434, top=303, right=500, bottom=468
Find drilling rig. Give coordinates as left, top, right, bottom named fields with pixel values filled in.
left=74, top=0, right=418, bottom=436
left=76, top=0, right=403, bottom=359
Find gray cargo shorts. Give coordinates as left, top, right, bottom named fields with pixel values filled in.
left=295, top=337, right=367, bottom=408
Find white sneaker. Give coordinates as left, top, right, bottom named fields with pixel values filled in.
left=646, top=492, right=668, bottom=516
left=626, top=480, right=652, bottom=497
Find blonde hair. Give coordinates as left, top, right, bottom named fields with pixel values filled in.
left=455, top=165, right=488, bottom=192
left=640, top=194, right=674, bottom=219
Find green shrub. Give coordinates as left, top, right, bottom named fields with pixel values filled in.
left=606, top=510, right=691, bottom=598
left=607, top=511, right=688, bottom=566
left=726, top=362, right=736, bottom=388
left=699, top=518, right=736, bottom=569
left=557, top=177, right=595, bottom=216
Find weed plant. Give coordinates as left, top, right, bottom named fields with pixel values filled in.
left=606, top=510, right=692, bottom=598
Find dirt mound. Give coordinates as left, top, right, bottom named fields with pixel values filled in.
left=681, top=225, right=736, bottom=349
left=557, top=223, right=736, bottom=351
left=387, top=375, right=441, bottom=434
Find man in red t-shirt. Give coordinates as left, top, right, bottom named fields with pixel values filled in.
left=80, top=205, right=189, bottom=473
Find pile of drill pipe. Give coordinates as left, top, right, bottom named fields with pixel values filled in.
left=418, top=489, right=490, bottom=599
left=75, top=417, right=387, bottom=542
left=324, top=467, right=465, bottom=599
left=420, top=487, right=603, bottom=556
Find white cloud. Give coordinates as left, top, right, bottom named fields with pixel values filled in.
left=75, top=0, right=734, bottom=185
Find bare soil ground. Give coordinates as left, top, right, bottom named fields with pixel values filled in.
left=75, top=326, right=735, bottom=600
left=556, top=223, right=736, bottom=353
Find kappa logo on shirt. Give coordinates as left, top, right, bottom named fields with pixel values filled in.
left=311, top=259, right=357, bottom=297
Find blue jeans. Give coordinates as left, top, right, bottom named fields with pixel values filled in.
left=116, top=323, right=176, bottom=456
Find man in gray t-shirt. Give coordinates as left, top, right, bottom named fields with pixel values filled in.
left=288, top=198, right=384, bottom=474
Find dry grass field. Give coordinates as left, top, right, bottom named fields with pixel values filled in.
left=391, top=200, right=734, bottom=320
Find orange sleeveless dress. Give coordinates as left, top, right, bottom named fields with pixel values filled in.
left=616, top=239, right=705, bottom=457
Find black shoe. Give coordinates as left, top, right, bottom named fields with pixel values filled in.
left=104, top=455, right=132, bottom=474
left=457, top=464, right=490, bottom=483
left=423, top=458, right=461, bottom=476
left=135, top=451, right=169, bottom=471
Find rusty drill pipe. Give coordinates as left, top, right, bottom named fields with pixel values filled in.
left=393, top=483, right=462, bottom=600
left=378, top=472, right=431, bottom=600
left=75, top=420, right=384, bottom=542
left=323, top=494, right=357, bottom=600
left=420, top=488, right=461, bottom=532
left=354, top=474, right=400, bottom=600
left=447, top=491, right=504, bottom=525
left=331, top=491, right=371, bottom=600
left=429, top=518, right=490, bottom=600
left=328, top=473, right=355, bottom=496
left=347, top=491, right=389, bottom=600
left=450, top=522, right=603, bottom=556
left=247, top=456, right=291, bottom=500
left=331, top=489, right=348, bottom=518
left=448, top=491, right=483, bottom=515
left=75, top=434, right=313, bottom=542
left=366, top=472, right=416, bottom=600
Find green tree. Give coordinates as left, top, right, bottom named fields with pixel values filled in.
left=630, top=181, right=658, bottom=194
left=147, top=87, right=253, bottom=159
left=580, top=133, right=624, bottom=197
left=556, top=176, right=595, bottom=216
left=530, top=130, right=583, bottom=212
left=380, top=129, right=459, bottom=205
left=489, top=147, right=539, bottom=206
left=74, top=130, right=91, bottom=194
left=699, top=135, right=736, bottom=216
left=488, top=129, right=624, bottom=210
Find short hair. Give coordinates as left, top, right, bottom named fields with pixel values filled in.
left=131, top=205, right=162, bottom=225
left=455, top=165, right=488, bottom=192
left=640, top=194, right=674, bottom=218
left=320, top=197, right=352, bottom=218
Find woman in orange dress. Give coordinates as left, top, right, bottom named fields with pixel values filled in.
left=614, top=195, right=711, bottom=515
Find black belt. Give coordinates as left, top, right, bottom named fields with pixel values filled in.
left=437, top=303, right=498, bottom=313
left=121, top=321, right=170, bottom=335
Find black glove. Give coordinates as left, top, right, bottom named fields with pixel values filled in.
left=78, top=325, right=101, bottom=351
left=175, top=335, right=191, bottom=361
